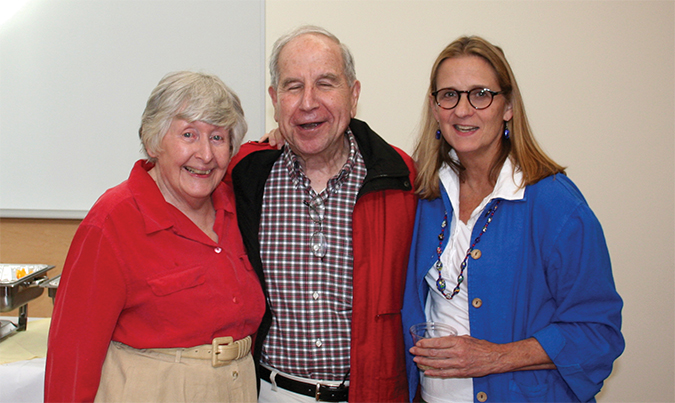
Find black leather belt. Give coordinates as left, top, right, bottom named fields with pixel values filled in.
left=260, top=366, right=349, bottom=402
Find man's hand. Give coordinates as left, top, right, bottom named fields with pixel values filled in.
left=259, top=128, right=284, bottom=150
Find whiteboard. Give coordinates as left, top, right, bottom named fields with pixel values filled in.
left=0, top=0, right=265, bottom=219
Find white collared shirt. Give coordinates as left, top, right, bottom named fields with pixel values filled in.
left=422, top=153, right=524, bottom=403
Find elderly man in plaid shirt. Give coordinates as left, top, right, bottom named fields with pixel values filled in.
left=228, top=25, right=417, bottom=403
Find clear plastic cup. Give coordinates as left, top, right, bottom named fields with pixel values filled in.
left=409, top=322, right=458, bottom=370
left=410, top=322, right=458, bottom=343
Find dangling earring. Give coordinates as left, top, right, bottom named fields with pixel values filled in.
left=503, top=122, right=510, bottom=140
left=436, top=129, right=442, bottom=140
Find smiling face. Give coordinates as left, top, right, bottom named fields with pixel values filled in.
left=148, top=118, right=231, bottom=210
left=432, top=55, right=513, bottom=165
left=268, top=33, right=360, bottom=163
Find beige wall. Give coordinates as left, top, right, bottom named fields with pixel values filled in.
left=265, top=1, right=674, bottom=402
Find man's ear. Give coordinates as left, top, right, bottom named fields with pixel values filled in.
left=268, top=86, right=280, bottom=122
left=349, top=80, right=361, bottom=118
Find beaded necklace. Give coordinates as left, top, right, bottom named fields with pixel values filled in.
left=434, top=200, right=501, bottom=299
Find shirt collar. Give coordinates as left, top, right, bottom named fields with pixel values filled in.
left=492, top=156, right=525, bottom=201
left=129, top=160, right=234, bottom=235
left=281, top=129, right=359, bottom=197
left=439, top=150, right=525, bottom=215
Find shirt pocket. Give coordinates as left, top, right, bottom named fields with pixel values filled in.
left=146, top=265, right=206, bottom=297
left=238, top=253, right=255, bottom=272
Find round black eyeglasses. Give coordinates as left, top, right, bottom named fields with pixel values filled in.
left=432, top=88, right=503, bottom=110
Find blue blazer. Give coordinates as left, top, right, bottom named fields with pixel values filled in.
left=401, top=174, right=624, bottom=402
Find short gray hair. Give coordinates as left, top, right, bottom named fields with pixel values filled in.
left=269, top=25, right=357, bottom=89
left=139, top=71, right=248, bottom=162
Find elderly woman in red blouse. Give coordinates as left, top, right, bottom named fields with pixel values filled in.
left=45, top=71, right=265, bottom=402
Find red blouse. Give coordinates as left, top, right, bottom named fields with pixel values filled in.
left=45, top=160, right=265, bottom=402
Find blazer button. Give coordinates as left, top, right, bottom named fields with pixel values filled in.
left=472, top=298, right=483, bottom=308
left=470, top=249, right=481, bottom=259
left=477, top=391, right=488, bottom=402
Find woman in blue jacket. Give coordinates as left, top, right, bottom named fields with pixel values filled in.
left=402, top=36, right=624, bottom=403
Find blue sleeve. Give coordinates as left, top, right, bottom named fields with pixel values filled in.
left=533, top=202, right=624, bottom=402
left=402, top=197, right=445, bottom=402
left=402, top=201, right=426, bottom=402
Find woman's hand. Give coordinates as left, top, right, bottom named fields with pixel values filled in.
left=259, top=128, right=284, bottom=150
left=409, top=336, right=555, bottom=378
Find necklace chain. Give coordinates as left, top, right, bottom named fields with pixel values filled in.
left=435, top=200, right=501, bottom=299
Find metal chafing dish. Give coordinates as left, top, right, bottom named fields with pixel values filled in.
left=0, top=263, right=56, bottom=340
left=41, top=274, right=61, bottom=302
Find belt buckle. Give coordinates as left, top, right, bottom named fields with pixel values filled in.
left=315, top=383, right=346, bottom=402
left=211, top=336, right=234, bottom=368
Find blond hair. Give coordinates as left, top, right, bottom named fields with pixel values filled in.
left=413, top=36, right=565, bottom=200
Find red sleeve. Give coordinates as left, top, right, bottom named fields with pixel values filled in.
left=45, top=224, right=127, bottom=402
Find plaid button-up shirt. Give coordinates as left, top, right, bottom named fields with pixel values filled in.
left=259, top=131, right=366, bottom=381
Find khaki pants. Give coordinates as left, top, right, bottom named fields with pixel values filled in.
left=94, top=341, right=256, bottom=402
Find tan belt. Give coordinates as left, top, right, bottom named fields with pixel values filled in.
left=148, top=335, right=251, bottom=368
